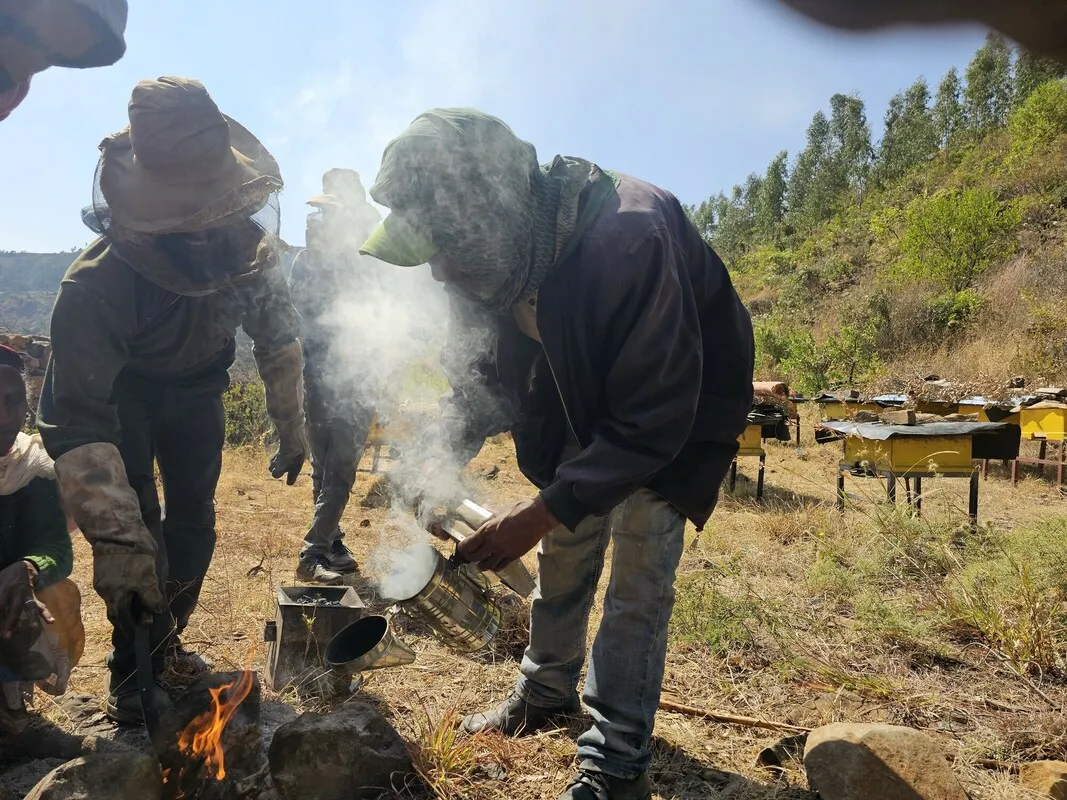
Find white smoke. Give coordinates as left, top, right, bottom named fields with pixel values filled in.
left=368, top=515, right=440, bottom=601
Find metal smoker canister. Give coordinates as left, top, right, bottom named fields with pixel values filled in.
left=397, top=548, right=501, bottom=653
left=445, top=499, right=537, bottom=598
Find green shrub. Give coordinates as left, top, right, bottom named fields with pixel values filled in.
left=878, top=188, right=1021, bottom=293
left=1008, top=79, right=1067, bottom=162
left=670, top=573, right=763, bottom=656
left=223, top=378, right=271, bottom=447
left=943, top=519, right=1067, bottom=672
left=923, top=288, right=987, bottom=333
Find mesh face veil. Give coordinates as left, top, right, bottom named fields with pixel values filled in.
left=91, top=168, right=283, bottom=296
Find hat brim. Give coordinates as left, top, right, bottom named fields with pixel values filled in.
left=98, top=114, right=282, bottom=234
left=307, top=194, right=343, bottom=209
left=359, top=214, right=438, bottom=267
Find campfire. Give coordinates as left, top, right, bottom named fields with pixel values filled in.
left=159, top=671, right=264, bottom=800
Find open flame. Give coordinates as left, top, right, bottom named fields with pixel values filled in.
left=175, top=669, right=255, bottom=780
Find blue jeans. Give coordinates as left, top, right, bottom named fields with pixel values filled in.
left=515, top=488, right=686, bottom=779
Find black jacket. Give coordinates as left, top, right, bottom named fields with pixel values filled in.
left=441, top=173, right=754, bottom=530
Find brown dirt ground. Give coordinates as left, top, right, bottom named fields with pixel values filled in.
left=16, top=408, right=1067, bottom=799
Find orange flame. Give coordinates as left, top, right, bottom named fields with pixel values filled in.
left=175, top=669, right=255, bottom=780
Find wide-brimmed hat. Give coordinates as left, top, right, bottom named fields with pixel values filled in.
left=306, top=167, right=366, bottom=210
left=96, top=76, right=282, bottom=234
left=0, top=0, right=128, bottom=90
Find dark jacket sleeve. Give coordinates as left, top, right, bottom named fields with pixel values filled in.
left=37, top=282, right=132, bottom=459
left=15, top=478, right=73, bottom=590
left=539, top=230, right=703, bottom=530
left=437, top=295, right=517, bottom=467
left=242, top=258, right=301, bottom=352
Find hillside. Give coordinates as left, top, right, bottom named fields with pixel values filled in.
left=689, top=34, right=1067, bottom=396
left=0, top=246, right=303, bottom=372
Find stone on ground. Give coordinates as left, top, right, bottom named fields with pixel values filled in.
left=1020, top=761, right=1067, bottom=800
left=803, top=722, right=967, bottom=800
left=23, top=751, right=161, bottom=800
left=268, top=703, right=411, bottom=800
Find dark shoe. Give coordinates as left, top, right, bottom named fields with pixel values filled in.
left=105, top=676, right=173, bottom=725
left=165, top=640, right=213, bottom=678
left=327, top=538, right=358, bottom=573
left=462, top=691, right=580, bottom=736
left=296, top=553, right=344, bottom=585
left=557, top=770, right=652, bottom=800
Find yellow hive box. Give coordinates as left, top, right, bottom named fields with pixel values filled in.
left=958, top=403, right=1020, bottom=425
left=840, top=434, right=973, bottom=476
left=736, top=424, right=764, bottom=457
left=1019, top=406, right=1067, bottom=441
left=818, top=401, right=880, bottom=421
left=366, top=414, right=415, bottom=447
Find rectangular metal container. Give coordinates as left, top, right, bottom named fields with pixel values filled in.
left=263, top=586, right=366, bottom=692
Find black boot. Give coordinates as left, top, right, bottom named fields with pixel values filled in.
left=462, top=691, right=580, bottom=736
left=557, top=769, right=652, bottom=800
left=105, top=673, right=173, bottom=725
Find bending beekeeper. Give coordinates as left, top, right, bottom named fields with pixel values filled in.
left=38, top=76, right=307, bottom=723
left=361, top=109, right=754, bottom=800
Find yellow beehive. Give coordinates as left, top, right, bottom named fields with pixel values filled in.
left=914, top=399, right=959, bottom=415
left=1019, top=406, right=1067, bottom=441
left=736, top=423, right=764, bottom=457
left=958, top=403, right=1020, bottom=425
left=840, top=434, right=973, bottom=476
left=818, top=401, right=880, bottom=421
left=365, top=413, right=415, bottom=447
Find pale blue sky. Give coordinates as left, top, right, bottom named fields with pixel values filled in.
left=0, top=0, right=987, bottom=251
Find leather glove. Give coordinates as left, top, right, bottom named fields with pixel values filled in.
left=255, top=340, right=307, bottom=486
left=93, top=552, right=163, bottom=632
left=269, top=421, right=307, bottom=486
left=0, top=561, right=53, bottom=639
left=54, top=442, right=165, bottom=627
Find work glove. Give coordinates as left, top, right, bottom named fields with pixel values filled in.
left=0, top=560, right=52, bottom=640
left=255, top=340, right=307, bottom=486
left=54, top=442, right=164, bottom=628
left=269, top=420, right=307, bottom=486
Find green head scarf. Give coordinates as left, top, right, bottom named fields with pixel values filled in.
left=361, top=108, right=617, bottom=313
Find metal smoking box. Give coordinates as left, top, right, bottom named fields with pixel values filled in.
left=263, top=586, right=366, bottom=692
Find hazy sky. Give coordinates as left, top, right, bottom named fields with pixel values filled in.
left=0, top=0, right=987, bottom=251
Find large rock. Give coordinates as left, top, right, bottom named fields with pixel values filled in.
left=803, top=723, right=967, bottom=800
left=24, top=751, right=161, bottom=800
left=268, top=703, right=411, bottom=800
left=1020, top=761, right=1067, bottom=800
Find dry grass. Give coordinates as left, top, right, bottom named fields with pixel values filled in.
left=22, top=410, right=1067, bottom=799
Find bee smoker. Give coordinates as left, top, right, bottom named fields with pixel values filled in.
left=432, top=499, right=538, bottom=598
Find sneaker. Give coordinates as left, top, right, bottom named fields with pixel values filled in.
left=461, top=690, right=580, bottom=736
left=105, top=675, right=173, bottom=725
left=296, top=553, right=344, bottom=585
left=327, top=538, right=358, bottom=573
left=557, top=770, right=652, bottom=800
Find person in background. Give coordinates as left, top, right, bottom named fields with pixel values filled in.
left=38, top=76, right=306, bottom=723
left=288, top=169, right=382, bottom=584
left=0, top=0, right=128, bottom=122
left=0, top=346, right=84, bottom=719
left=360, top=109, right=754, bottom=800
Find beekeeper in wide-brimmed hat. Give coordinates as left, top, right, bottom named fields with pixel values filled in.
left=0, top=0, right=128, bottom=121
left=37, top=76, right=306, bottom=724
